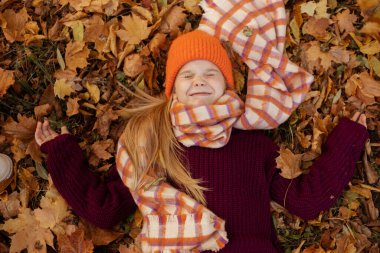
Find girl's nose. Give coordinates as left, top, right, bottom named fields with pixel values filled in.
left=193, top=76, right=206, bottom=86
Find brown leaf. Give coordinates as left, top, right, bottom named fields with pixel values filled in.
left=159, top=5, right=186, bottom=34
left=275, top=148, right=303, bottom=179
left=18, top=169, right=40, bottom=197
left=148, top=32, right=167, bottom=58
left=3, top=114, right=36, bottom=141
left=345, top=72, right=380, bottom=105
left=302, top=17, right=330, bottom=40
left=301, top=41, right=333, bottom=72
left=90, top=139, right=114, bottom=161
left=65, top=41, right=90, bottom=70
left=80, top=221, right=124, bottom=246
left=1, top=8, right=30, bottom=42
left=34, top=104, right=52, bottom=119
left=335, top=9, right=357, bottom=33
left=123, top=53, right=148, bottom=78
left=329, top=46, right=350, bottom=64
left=0, top=68, right=15, bottom=97
left=0, top=192, right=20, bottom=219
left=66, top=97, right=80, bottom=117
left=57, top=228, right=94, bottom=253
left=26, top=140, right=43, bottom=164
left=117, top=14, right=151, bottom=45
left=93, top=104, right=119, bottom=139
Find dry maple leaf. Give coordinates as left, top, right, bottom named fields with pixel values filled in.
left=123, top=53, right=148, bottom=78
left=184, top=0, right=202, bottom=15
left=0, top=68, right=15, bottom=97
left=302, top=17, right=330, bottom=40
left=0, top=208, right=55, bottom=253
left=117, top=14, right=151, bottom=45
left=148, top=33, right=167, bottom=58
left=66, top=97, right=80, bottom=117
left=90, top=139, right=114, bottom=161
left=335, top=9, right=357, bottom=33
left=300, top=41, right=333, bottom=72
left=345, top=72, right=380, bottom=105
left=79, top=221, right=124, bottom=246
left=275, top=147, right=303, bottom=179
left=65, top=41, right=90, bottom=70
left=1, top=8, right=30, bottom=42
left=159, top=5, right=187, bottom=34
left=57, top=228, right=94, bottom=253
left=34, top=104, right=53, bottom=119
left=54, top=79, right=75, bottom=99
left=3, top=114, right=36, bottom=141
left=0, top=192, right=21, bottom=219
left=93, top=103, right=119, bottom=138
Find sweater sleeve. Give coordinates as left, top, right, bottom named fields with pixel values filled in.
left=40, top=134, right=137, bottom=229
left=268, top=118, right=369, bottom=220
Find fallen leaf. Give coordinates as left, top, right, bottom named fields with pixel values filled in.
left=66, top=97, right=80, bottom=117
left=1, top=8, right=30, bottom=42
left=93, top=103, right=119, bottom=138
left=123, top=53, right=148, bottom=78
left=65, top=41, right=90, bottom=70
left=335, top=9, right=357, bottom=33
left=2, top=114, right=36, bottom=141
left=300, top=2, right=317, bottom=16
left=80, top=221, right=124, bottom=246
left=159, top=5, right=186, bottom=34
left=90, top=139, right=113, bottom=161
left=119, top=244, right=142, bottom=253
left=275, top=148, right=303, bottom=179
left=54, top=79, right=75, bottom=99
left=148, top=32, right=167, bottom=58
left=0, top=68, right=15, bottom=97
left=117, top=14, right=151, bottom=45
left=0, top=192, right=20, bottom=219
left=34, top=104, right=52, bottom=119
left=57, top=228, right=94, bottom=253
left=302, top=17, right=330, bottom=40
left=85, top=82, right=100, bottom=103
left=184, top=0, right=202, bottom=15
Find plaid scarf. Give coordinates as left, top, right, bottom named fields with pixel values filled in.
left=198, top=0, right=313, bottom=129
left=170, top=90, right=244, bottom=148
left=116, top=135, right=228, bottom=253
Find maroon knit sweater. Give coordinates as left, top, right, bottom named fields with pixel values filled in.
left=40, top=118, right=368, bottom=252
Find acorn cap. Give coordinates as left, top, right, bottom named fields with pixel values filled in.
left=0, top=153, right=13, bottom=182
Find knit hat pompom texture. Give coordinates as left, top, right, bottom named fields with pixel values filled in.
left=165, top=30, right=234, bottom=98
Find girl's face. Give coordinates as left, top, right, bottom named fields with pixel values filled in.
left=173, top=60, right=226, bottom=105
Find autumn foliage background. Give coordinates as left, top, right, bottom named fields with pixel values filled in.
left=0, top=0, right=379, bottom=252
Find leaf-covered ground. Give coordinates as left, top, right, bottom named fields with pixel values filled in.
left=0, top=0, right=379, bottom=252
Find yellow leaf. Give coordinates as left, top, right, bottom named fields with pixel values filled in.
left=56, top=48, right=66, bottom=70
left=184, top=0, right=202, bottom=15
left=275, top=148, right=303, bottom=179
left=132, top=5, right=153, bottom=23
left=85, top=82, right=100, bottom=103
left=54, top=79, right=75, bottom=99
left=289, top=18, right=300, bottom=44
left=369, top=56, right=380, bottom=77
left=315, top=0, right=329, bottom=19
left=71, top=20, right=84, bottom=41
left=0, top=68, right=15, bottom=97
left=360, top=40, right=380, bottom=55
left=300, top=1, right=317, bottom=16
left=117, top=14, right=151, bottom=45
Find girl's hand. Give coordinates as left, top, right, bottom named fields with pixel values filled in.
left=351, top=111, right=367, bottom=129
left=35, top=119, right=70, bottom=146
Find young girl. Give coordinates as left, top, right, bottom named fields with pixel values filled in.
left=35, top=30, right=368, bottom=252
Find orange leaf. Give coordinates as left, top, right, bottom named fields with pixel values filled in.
left=65, top=41, right=90, bottom=70
left=34, top=104, right=53, bottom=119
left=66, top=97, right=80, bottom=117
left=90, top=139, right=114, bottom=161
left=275, top=148, right=303, bottom=179
left=0, top=68, right=15, bottom=97
left=57, top=228, right=94, bottom=253
left=3, top=114, right=36, bottom=141
left=159, top=5, right=186, bottom=34
left=123, top=54, right=148, bottom=78
left=1, top=8, right=30, bottom=42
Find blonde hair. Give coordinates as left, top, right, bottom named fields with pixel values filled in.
left=119, top=86, right=207, bottom=205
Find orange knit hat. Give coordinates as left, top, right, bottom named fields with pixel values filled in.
left=165, top=30, right=234, bottom=98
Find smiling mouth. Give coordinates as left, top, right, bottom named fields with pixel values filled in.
left=190, top=92, right=211, bottom=96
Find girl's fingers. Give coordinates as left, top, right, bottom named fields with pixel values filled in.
left=358, top=114, right=367, bottom=128
left=35, top=121, right=43, bottom=146
left=351, top=111, right=360, bottom=122
left=61, top=126, right=69, bottom=134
